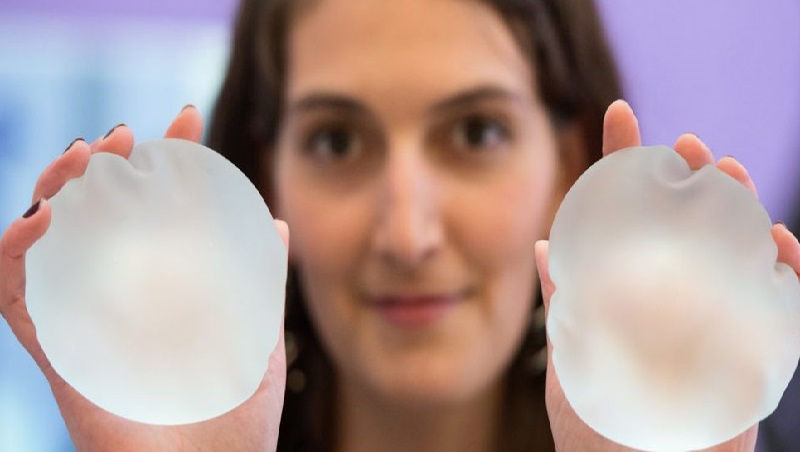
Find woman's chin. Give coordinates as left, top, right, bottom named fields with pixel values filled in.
left=363, top=355, right=499, bottom=408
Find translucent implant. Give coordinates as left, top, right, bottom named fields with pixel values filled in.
left=26, top=139, right=287, bottom=425
left=547, top=145, right=800, bottom=451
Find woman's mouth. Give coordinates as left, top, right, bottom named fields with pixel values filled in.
left=369, top=292, right=467, bottom=328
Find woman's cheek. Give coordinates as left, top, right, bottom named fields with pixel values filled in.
left=283, top=173, right=368, bottom=265
left=457, top=163, right=554, bottom=267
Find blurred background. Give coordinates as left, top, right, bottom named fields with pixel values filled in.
left=0, top=0, right=798, bottom=450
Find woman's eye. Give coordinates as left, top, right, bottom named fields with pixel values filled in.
left=305, top=126, right=360, bottom=161
left=453, top=116, right=510, bottom=152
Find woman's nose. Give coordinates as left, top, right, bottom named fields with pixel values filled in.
left=371, top=146, right=443, bottom=269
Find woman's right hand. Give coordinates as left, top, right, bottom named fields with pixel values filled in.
left=534, top=100, right=798, bottom=452
left=0, top=106, right=288, bottom=452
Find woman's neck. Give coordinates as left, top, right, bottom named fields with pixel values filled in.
left=336, top=377, right=503, bottom=452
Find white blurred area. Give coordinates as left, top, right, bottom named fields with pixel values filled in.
left=0, top=12, right=231, bottom=451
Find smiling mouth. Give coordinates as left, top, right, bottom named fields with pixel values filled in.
left=368, top=290, right=470, bottom=328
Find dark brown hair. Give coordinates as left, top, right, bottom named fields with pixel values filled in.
left=207, top=1, right=622, bottom=450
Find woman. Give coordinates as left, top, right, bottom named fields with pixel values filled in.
left=0, top=0, right=795, bottom=450
left=211, top=0, right=618, bottom=450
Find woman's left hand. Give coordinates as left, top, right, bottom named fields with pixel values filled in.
left=0, top=107, right=290, bottom=452
left=535, top=99, right=800, bottom=452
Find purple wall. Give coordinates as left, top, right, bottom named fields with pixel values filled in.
left=0, top=0, right=238, bottom=23
left=596, top=0, right=800, bottom=222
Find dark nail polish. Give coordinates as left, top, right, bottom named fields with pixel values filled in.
left=777, top=221, right=787, bottom=227
left=181, top=104, right=195, bottom=112
left=62, top=137, right=85, bottom=154
left=103, top=123, right=125, bottom=140
left=23, top=199, right=42, bottom=219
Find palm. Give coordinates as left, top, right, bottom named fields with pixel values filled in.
left=535, top=100, right=793, bottom=452
left=0, top=107, right=287, bottom=452
left=48, top=336, right=285, bottom=451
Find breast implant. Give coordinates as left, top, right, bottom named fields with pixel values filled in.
left=25, top=139, right=287, bottom=425
left=547, top=145, right=800, bottom=451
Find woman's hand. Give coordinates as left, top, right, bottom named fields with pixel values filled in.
left=0, top=106, right=288, bottom=452
left=535, top=100, right=799, bottom=452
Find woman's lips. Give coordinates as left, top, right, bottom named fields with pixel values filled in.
left=369, top=293, right=466, bottom=328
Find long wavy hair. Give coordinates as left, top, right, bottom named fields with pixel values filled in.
left=207, top=1, right=622, bottom=450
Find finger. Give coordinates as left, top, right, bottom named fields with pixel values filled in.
left=0, top=199, right=53, bottom=370
left=266, top=321, right=286, bottom=445
left=672, top=133, right=714, bottom=170
left=164, top=105, right=204, bottom=143
left=31, top=139, right=92, bottom=203
left=535, top=240, right=558, bottom=367
left=716, top=155, right=758, bottom=198
left=535, top=240, right=555, bottom=317
left=773, top=223, right=800, bottom=278
left=0, top=198, right=50, bottom=268
left=90, top=124, right=134, bottom=157
left=602, top=99, right=641, bottom=156
left=538, top=239, right=569, bottom=428
left=536, top=240, right=583, bottom=440
left=275, top=219, right=290, bottom=252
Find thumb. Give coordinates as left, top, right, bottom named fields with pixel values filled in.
left=536, top=239, right=569, bottom=424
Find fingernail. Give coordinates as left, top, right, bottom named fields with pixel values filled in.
left=777, top=221, right=787, bottom=228
left=23, top=199, right=42, bottom=219
left=103, top=123, right=125, bottom=140
left=62, top=137, right=85, bottom=154
left=181, top=104, right=195, bottom=112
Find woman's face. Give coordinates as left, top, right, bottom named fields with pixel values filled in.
left=274, top=0, right=567, bottom=405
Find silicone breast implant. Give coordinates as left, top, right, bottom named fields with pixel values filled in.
left=547, top=146, right=800, bottom=451
left=25, top=139, right=287, bottom=425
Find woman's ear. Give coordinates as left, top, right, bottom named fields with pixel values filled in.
left=260, top=146, right=280, bottom=213
left=556, top=120, right=588, bottom=197
left=543, top=121, right=588, bottom=238
left=261, top=146, right=297, bottom=262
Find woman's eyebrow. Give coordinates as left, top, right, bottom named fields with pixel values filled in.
left=428, top=85, right=522, bottom=114
left=286, top=85, right=521, bottom=118
left=288, top=93, right=368, bottom=116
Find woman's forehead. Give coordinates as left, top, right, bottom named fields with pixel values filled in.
left=285, top=0, right=536, bottom=108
